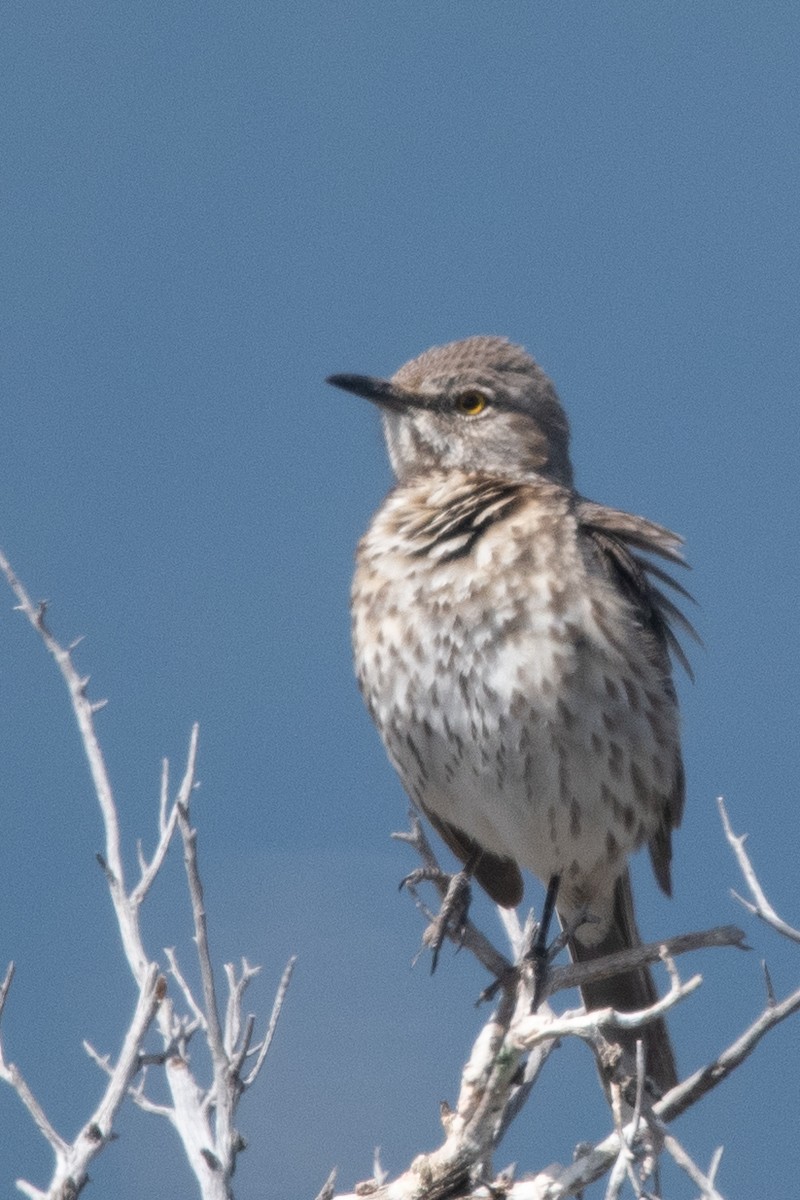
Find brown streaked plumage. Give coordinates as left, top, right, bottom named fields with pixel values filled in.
left=328, top=335, right=697, bottom=1095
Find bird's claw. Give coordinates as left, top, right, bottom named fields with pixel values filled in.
left=412, top=867, right=473, bottom=973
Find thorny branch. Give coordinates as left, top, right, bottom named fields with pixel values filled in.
left=324, top=798, right=800, bottom=1200
left=718, top=795, right=800, bottom=944
left=0, top=964, right=165, bottom=1200
left=2, top=544, right=798, bottom=1200
left=0, top=551, right=294, bottom=1200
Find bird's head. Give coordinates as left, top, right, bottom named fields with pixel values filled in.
left=327, top=335, right=573, bottom=486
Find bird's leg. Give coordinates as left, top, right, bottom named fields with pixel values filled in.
left=400, top=851, right=478, bottom=973
left=535, top=873, right=561, bottom=954
left=529, top=873, right=561, bottom=1010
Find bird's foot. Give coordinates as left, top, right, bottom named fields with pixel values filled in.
left=400, top=864, right=473, bottom=973
left=525, top=874, right=562, bottom=1010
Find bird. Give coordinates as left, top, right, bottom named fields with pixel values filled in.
left=327, top=335, right=695, bottom=1095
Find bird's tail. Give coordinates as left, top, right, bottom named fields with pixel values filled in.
left=565, top=869, right=677, bottom=1096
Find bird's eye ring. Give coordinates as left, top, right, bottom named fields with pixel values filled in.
left=453, top=390, right=488, bottom=417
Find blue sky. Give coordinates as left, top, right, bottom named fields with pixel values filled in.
left=1, top=4, right=799, bottom=1197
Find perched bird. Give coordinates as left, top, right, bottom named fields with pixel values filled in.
left=328, top=336, right=695, bottom=1094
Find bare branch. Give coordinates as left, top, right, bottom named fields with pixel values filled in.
left=514, top=964, right=701, bottom=1052
left=602, top=1144, right=631, bottom=1200
left=603, top=1036, right=649, bottom=1200
left=243, top=955, right=297, bottom=1088
left=223, top=959, right=261, bottom=1057
left=330, top=798, right=791, bottom=1200
left=164, top=947, right=206, bottom=1031
left=0, top=1053, right=68, bottom=1160
left=15, top=1181, right=48, bottom=1200
left=175, top=797, right=227, bottom=1095
left=128, top=1069, right=173, bottom=1119
left=229, top=1014, right=256, bottom=1078
left=131, top=799, right=180, bottom=906
left=0, top=556, right=290, bottom=1198
left=543, top=925, right=745, bottom=1000
left=538, top=977, right=800, bottom=1198
left=0, top=550, right=153, bottom=980
left=659, top=980, right=800, bottom=1122
left=159, top=757, right=170, bottom=835
left=83, top=1041, right=113, bottom=1077
left=0, top=962, right=15, bottom=1022
left=663, top=1134, right=725, bottom=1200
left=2, top=966, right=164, bottom=1199
left=359, top=807, right=761, bottom=1200
left=175, top=723, right=200, bottom=812
left=718, top=795, right=800, bottom=943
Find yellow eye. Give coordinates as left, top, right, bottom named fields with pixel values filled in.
left=453, top=390, right=488, bottom=416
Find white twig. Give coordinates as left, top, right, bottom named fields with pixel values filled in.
left=3, top=965, right=163, bottom=1200
left=176, top=798, right=230, bottom=1123
left=223, top=959, right=261, bottom=1058
left=128, top=1071, right=173, bottom=1119
left=0, top=965, right=69, bottom=1160
left=0, top=962, right=14, bottom=1024
left=132, top=800, right=180, bottom=905
left=663, top=1134, right=725, bottom=1199
left=513, top=968, right=701, bottom=1052
left=315, top=1167, right=338, bottom=1200
left=0, top=550, right=148, bottom=979
left=718, top=796, right=800, bottom=943
left=659, top=981, right=800, bottom=1122
left=0, top=1056, right=68, bottom=1159
left=602, top=1147, right=630, bottom=1200
left=604, top=1039, right=649, bottom=1200
left=373, top=1147, right=388, bottom=1188
left=538, top=977, right=800, bottom=1199
left=164, top=947, right=206, bottom=1030
left=243, top=955, right=297, bottom=1088
left=229, top=1014, right=256, bottom=1078
left=83, top=1041, right=113, bottom=1076
left=0, top=555, right=292, bottom=1199
left=159, top=757, right=170, bottom=834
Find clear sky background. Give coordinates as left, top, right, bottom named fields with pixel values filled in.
left=1, top=4, right=799, bottom=1198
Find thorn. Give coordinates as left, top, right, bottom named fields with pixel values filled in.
left=762, top=959, right=776, bottom=1006
left=314, top=1167, right=337, bottom=1200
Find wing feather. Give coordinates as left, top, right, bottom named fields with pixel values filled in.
left=577, top=498, right=695, bottom=893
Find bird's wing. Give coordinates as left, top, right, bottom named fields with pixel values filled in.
left=422, top=804, right=524, bottom=908
left=578, top=500, right=699, bottom=679
left=577, top=499, right=699, bottom=892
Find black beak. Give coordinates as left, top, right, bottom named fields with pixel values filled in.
left=326, top=373, right=417, bottom=412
